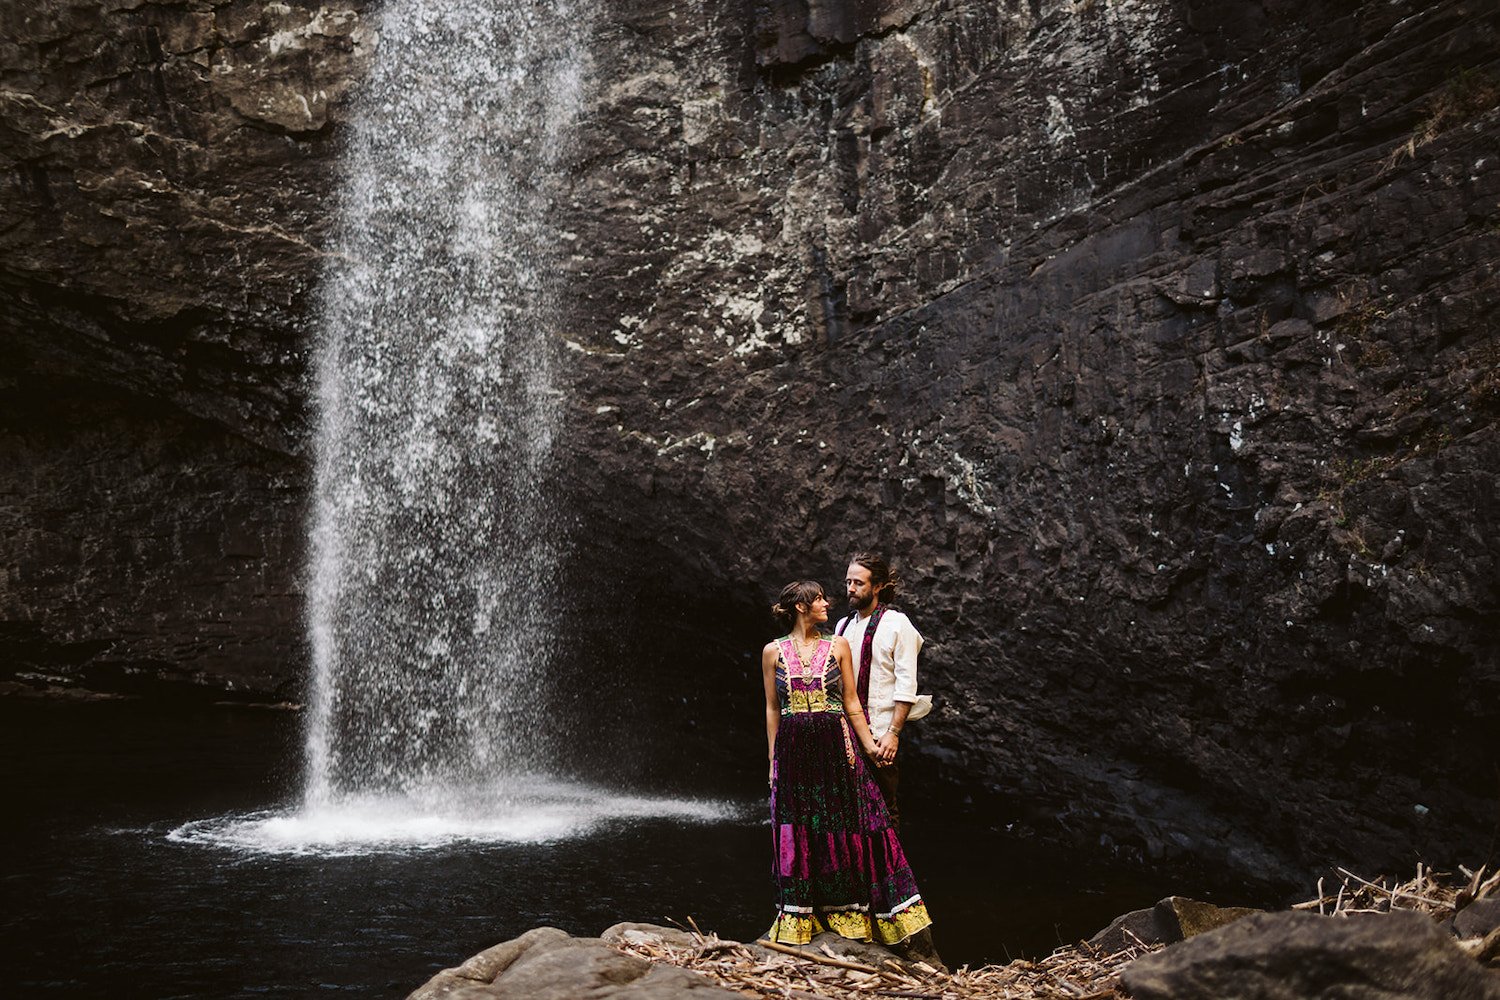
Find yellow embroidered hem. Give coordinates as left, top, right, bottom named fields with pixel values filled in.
left=766, top=902, right=932, bottom=947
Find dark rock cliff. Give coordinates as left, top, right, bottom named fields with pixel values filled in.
left=1, top=0, right=374, bottom=694
left=3, top=0, right=1498, bottom=885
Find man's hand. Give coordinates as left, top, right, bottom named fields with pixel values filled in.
left=875, top=702, right=912, bottom=765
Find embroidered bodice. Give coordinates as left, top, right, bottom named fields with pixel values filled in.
left=775, top=635, right=843, bottom=715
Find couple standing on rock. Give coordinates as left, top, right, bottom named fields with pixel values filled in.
left=760, top=552, right=938, bottom=961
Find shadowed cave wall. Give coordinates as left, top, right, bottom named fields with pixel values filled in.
left=2, top=0, right=1498, bottom=888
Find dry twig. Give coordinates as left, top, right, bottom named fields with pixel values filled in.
left=1291, top=864, right=1494, bottom=925
left=612, top=926, right=1150, bottom=1000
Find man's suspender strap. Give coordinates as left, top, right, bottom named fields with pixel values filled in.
left=836, top=605, right=886, bottom=724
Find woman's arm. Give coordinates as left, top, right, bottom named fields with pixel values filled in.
left=833, top=636, right=879, bottom=756
left=762, top=642, right=781, bottom=783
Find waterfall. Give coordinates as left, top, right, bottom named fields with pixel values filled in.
left=302, top=0, right=585, bottom=819
left=154, top=0, right=737, bottom=856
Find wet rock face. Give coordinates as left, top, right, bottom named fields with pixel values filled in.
left=557, top=0, right=1500, bottom=883
left=1, top=0, right=375, bottom=451
left=3, top=0, right=1499, bottom=882
left=0, top=378, right=305, bottom=697
left=1, top=0, right=373, bottom=696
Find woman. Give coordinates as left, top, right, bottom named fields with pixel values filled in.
left=762, top=579, right=933, bottom=946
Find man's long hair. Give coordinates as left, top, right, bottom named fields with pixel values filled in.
left=850, top=552, right=899, bottom=600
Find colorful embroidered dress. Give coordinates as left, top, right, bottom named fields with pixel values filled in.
left=768, top=634, right=933, bottom=945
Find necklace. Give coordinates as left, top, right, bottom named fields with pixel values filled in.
left=793, top=631, right=821, bottom=668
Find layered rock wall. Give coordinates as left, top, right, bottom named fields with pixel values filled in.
left=1, top=0, right=372, bottom=693
left=2, top=0, right=1497, bottom=881
left=557, top=0, right=1500, bottom=882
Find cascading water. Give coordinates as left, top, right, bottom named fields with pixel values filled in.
left=301, top=0, right=583, bottom=813
left=168, top=0, right=730, bottom=854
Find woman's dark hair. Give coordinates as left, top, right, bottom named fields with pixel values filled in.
left=771, top=580, right=825, bottom=628
left=850, top=551, right=899, bottom=599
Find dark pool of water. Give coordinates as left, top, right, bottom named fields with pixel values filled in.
left=3, top=698, right=1198, bottom=999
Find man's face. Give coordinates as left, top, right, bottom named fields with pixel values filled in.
left=846, top=563, right=876, bottom=612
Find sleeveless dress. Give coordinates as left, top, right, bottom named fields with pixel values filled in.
left=767, top=634, right=933, bottom=945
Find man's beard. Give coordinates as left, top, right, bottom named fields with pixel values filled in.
left=850, top=592, right=875, bottom=612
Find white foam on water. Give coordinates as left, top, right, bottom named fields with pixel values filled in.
left=168, top=778, right=737, bottom=856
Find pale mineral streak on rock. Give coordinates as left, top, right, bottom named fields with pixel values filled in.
left=212, top=3, right=374, bottom=133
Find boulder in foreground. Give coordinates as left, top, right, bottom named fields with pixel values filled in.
left=1123, top=910, right=1500, bottom=1000
left=1088, top=895, right=1261, bottom=954
left=405, top=925, right=736, bottom=1000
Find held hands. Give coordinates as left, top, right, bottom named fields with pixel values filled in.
left=873, top=730, right=900, bottom=764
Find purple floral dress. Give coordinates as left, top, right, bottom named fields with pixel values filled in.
left=767, top=635, right=932, bottom=945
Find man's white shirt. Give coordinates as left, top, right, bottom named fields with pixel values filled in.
left=836, top=607, right=922, bottom=737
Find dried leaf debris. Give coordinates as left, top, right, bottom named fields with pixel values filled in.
left=1291, top=862, right=1500, bottom=921
left=612, top=925, right=1160, bottom=1000
left=613, top=864, right=1500, bottom=999
left=1290, top=863, right=1500, bottom=963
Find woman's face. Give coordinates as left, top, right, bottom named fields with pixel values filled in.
left=801, top=593, right=830, bottom=623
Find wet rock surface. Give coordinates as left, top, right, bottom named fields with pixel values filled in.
left=1, top=0, right=371, bottom=700
left=551, top=0, right=1500, bottom=885
left=0, top=378, right=304, bottom=697
left=2, top=0, right=1499, bottom=881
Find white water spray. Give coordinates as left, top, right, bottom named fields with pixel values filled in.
left=197, top=0, right=736, bottom=852
left=303, top=0, right=584, bottom=810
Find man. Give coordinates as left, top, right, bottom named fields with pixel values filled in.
left=836, top=552, right=922, bottom=830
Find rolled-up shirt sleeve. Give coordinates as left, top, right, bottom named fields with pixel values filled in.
left=891, top=614, right=922, bottom=704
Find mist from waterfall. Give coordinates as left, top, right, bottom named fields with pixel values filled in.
left=272, top=0, right=678, bottom=847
